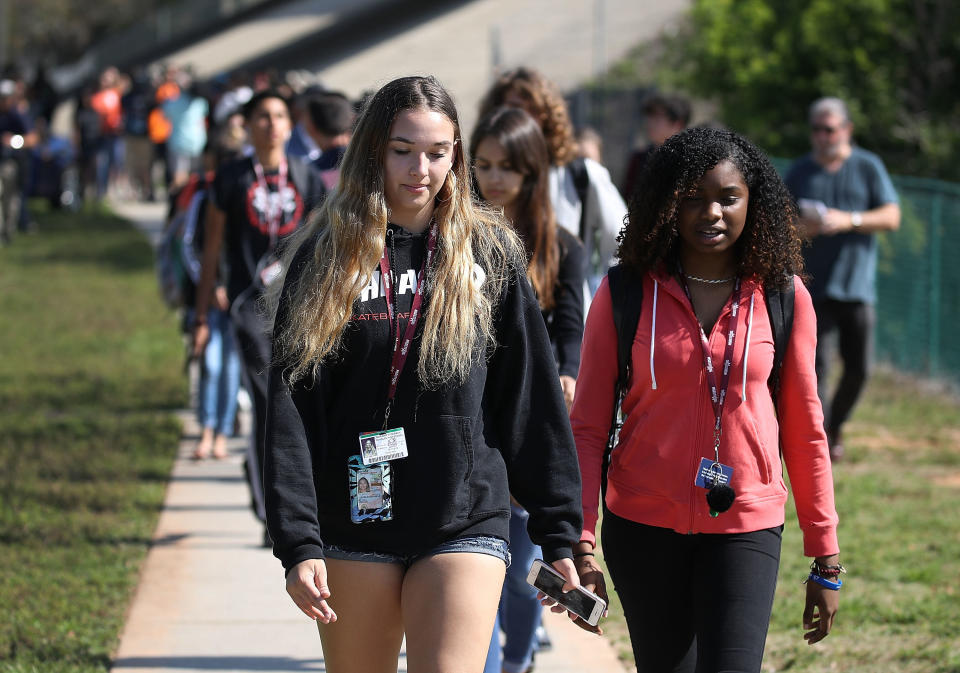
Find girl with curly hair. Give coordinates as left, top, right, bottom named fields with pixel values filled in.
left=570, top=127, right=842, bottom=672
left=262, top=76, right=584, bottom=673
left=478, top=67, right=626, bottom=293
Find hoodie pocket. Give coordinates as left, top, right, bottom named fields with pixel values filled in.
left=400, top=415, right=475, bottom=524
left=746, top=415, right=775, bottom=486
left=609, top=412, right=678, bottom=498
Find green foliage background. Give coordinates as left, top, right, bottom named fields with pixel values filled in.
left=654, top=0, right=959, bottom=181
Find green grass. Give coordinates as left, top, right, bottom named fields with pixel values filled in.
left=595, top=369, right=960, bottom=672
left=0, top=204, right=187, bottom=672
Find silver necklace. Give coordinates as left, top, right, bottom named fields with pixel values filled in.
left=685, top=273, right=735, bottom=285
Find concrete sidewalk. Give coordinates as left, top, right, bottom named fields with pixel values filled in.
left=110, top=411, right=626, bottom=673
left=111, top=201, right=627, bottom=672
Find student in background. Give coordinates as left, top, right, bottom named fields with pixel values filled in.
left=178, top=133, right=246, bottom=461
left=479, top=67, right=627, bottom=294
left=471, top=105, right=585, bottom=673
left=192, top=90, right=326, bottom=546
left=785, top=97, right=900, bottom=462
left=620, top=92, right=690, bottom=203
left=305, top=92, right=354, bottom=190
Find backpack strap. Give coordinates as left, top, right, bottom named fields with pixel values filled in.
left=763, top=277, right=795, bottom=406
left=568, top=158, right=590, bottom=242
left=602, top=264, right=644, bottom=499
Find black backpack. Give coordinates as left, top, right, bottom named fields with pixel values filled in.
left=601, top=264, right=795, bottom=497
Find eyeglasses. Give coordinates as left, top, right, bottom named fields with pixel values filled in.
left=811, top=125, right=841, bottom=135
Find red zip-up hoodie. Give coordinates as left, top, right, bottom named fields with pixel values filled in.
left=571, top=270, right=839, bottom=557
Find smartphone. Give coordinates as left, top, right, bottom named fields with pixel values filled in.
left=797, top=198, right=827, bottom=223
left=525, top=559, right=606, bottom=627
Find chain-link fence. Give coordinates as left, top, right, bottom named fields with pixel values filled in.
left=873, top=176, right=960, bottom=385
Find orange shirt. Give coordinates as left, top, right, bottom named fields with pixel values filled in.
left=90, top=87, right=123, bottom=134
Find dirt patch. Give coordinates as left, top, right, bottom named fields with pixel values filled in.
left=932, top=471, right=960, bottom=488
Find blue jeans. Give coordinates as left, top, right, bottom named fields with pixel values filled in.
left=198, top=308, right=241, bottom=436
left=324, top=534, right=510, bottom=569
left=485, top=505, right=542, bottom=673
left=94, top=135, right=124, bottom=199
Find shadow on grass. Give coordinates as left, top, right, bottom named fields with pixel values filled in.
left=162, top=503, right=251, bottom=512
left=30, top=239, right=156, bottom=272
left=169, top=474, right=247, bottom=483
left=0, top=372, right=186, bottom=416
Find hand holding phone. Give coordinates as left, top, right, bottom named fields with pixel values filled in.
left=526, top=559, right=607, bottom=627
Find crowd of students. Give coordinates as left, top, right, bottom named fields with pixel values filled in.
left=1, top=58, right=846, bottom=672
left=0, top=62, right=359, bottom=250
left=162, top=69, right=838, bottom=673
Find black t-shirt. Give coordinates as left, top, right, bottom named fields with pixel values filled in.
left=212, top=155, right=326, bottom=303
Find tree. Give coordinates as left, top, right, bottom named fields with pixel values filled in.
left=658, top=0, right=960, bottom=180
left=3, top=0, right=169, bottom=69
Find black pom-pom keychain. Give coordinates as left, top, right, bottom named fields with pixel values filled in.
left=706, top=483, right=736, bottom=517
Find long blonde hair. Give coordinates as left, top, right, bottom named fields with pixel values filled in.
left=271, top=76, right=522, bottom=388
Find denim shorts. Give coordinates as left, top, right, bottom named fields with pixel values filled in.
left=324, top=534, right=510, bottom=569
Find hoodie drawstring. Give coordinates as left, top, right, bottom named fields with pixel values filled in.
left=649, top=280, right=658, bottom=390
left=741, top=292, right=756, bottom=401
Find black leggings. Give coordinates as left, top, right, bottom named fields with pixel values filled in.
left=601, top=512, right=782, bottom=673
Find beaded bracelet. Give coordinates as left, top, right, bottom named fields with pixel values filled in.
left=810, top=560, right=846, bottom=578
left=806, top=573, right=843, bottom=590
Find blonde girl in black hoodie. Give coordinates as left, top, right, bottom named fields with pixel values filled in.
left=263, top=76, right=583, bottom=673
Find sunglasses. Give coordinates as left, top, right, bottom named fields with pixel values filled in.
left=811, top=124, right=842, bottom=134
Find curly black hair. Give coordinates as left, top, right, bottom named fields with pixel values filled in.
left=618, top=126, right=804, bottom=289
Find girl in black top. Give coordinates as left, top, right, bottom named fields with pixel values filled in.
left=471, top=106, right=585, bottom=406
left=471, top=106, right=587, bottom=672
left=263, top=76, right=583, bottom=673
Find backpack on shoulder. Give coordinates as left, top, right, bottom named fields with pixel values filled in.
left=156, top=177, right=207, bottom=310
left=601, top=264, right=795, bottom=496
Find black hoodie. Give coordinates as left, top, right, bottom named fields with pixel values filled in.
left=264, top=224, right=583, bottom=573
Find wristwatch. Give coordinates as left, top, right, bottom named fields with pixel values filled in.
left=850, top=212, right=863, bottom=228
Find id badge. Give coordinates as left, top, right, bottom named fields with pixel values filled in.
left=694, top=457, right=734, bottom=489
left=358, top=427, right=409, bottom=465
left=260, top=260, right=283, bottom=287
left=348, top=455, right=393, bottom=523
